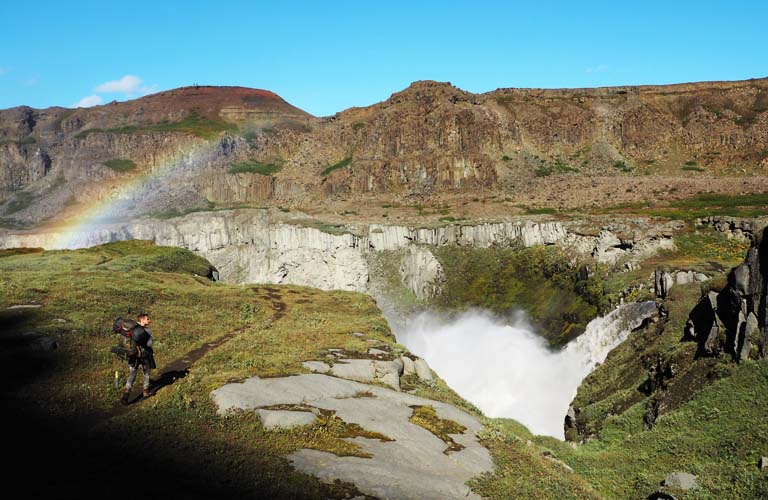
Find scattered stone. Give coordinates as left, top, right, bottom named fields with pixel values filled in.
left=351, top=332, right=365, bottom=337
left=759, top=456, right=768, bottom=471
left=7, top=304, right=42, bottom=309
left=328, top=348, right=343, bottom=353
left=302, top=361, right=331, bottom=374
left=368, top=348, right=388, bottom=356
left=53, top=318, right=67, bottom=323
left=414, top=358, right=433, bottom=381
left=257, top=409, right=317, bottom=430
left=663, top=472, right=697, bottom=490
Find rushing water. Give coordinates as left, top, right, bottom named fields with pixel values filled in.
left=397, top=302, right=657, bottom=438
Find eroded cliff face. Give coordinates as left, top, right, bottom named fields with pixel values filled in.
left=2, top=79, right=768, bottom=227
left=0, top=209, right=678, bottom=293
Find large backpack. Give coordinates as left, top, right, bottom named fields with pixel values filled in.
left=110, top=317, right=139, bottom=359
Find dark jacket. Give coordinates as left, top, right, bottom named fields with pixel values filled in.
left=129, top=325, right=157, bottom=369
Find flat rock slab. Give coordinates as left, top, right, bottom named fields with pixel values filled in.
left=7, top=304, right=42, bottom=309
left=257, top=409, right=317, bottom=430
left=212, top=374, right=492, bottom=499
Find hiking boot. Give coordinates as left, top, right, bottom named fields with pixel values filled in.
left=143, top=389, right=151, bottom=398
left=120, top=389, right=130, bottom=405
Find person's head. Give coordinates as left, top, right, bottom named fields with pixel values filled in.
left=137, top=313, right=151, bottom=327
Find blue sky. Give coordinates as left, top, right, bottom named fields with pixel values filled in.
left=1, top=0, right=766, bottom=116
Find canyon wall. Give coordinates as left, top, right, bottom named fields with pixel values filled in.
left=0, top=209, right=676, bottom=292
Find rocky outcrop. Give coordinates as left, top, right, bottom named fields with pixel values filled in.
left=685, top=222, right=768, bottom=360
left=399, top=246, right=444, bottom=299
left=211, top=373, right=492, bottom=500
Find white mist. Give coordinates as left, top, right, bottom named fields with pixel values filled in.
left=397, top=302, right=656, bottom=438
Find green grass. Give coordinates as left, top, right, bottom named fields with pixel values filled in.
left=0, top=136, right=36, bottom=146
left=0, top=241, right=601, bottom=498
left=534, top=159, right=579, bottom=177
left=598, top=192, right=768, bottom=220
left=76, top=111, right=237, bottom=140
left=321, top=156, right=352, bottom=176
left=613, top=160, right=633, bottom=173
left=682, top=165, right=705, bottom=172
left=524, top=207, right=559, bottom=215
left=228, top=161, right=282, bottom=176
left=104, top=158, right=137, bottom=172
left=352, top=122, right=365, bottom=130
left=433, top=245, right=608, bottom=345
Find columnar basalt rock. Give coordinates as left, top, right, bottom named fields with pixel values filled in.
left=685, top=222, right=768, bottom=360
left=0, top=209, right=679, bottom=292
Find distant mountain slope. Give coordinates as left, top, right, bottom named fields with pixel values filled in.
left=1, top=78, right=767, bottom=227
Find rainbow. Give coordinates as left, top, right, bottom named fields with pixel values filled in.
left=51, top=138, right=220, bottom=250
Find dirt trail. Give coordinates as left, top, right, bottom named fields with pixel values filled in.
left=107, top=328, right=245, bottom=416
left=101, top=295, right=289, bottom=422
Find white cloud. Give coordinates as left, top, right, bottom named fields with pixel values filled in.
left=585, top=64, right=609, bottom=74
left=74, top=95, right=103, bottom=108
left=95, top=74, right=143, bottom=94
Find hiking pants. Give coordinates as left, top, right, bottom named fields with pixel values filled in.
left=126, top=364, right=152, bottom=390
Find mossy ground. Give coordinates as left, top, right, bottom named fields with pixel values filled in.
left=521, top=281, right=768, bottom=499
left=0, top=241, right=593, bottom=499
left=433, top=245, right=607, bottom=346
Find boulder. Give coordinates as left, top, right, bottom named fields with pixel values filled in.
left=331, top=360, right=376, bottom=383
left=759, top=456, right=768, bottom=471
left=392, top=357, right=404, bottom=375
left=379, top=372, right=401, bottom=391
left=368, top=348, right=388, bottom=356
left=739, top=312, right=759, bottom=362
left=373, top=360, right=402, bottom=378
left=729, top=263, right=751, bottom=295
left=663, top=472, right=697, bottom=491
left=414, top=358, right=433, bottom=381
left=401, top=356, right=416, bottom=376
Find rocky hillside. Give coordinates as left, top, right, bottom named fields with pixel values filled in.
left=2, top=78, right=768, bottom=227
left=556, top=220, right=768, bottom=498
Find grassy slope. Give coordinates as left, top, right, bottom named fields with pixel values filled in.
left=0, top=241, right=595, bottom=499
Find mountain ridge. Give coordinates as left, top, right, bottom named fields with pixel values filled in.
left=2, top=77, right=768, bottom=227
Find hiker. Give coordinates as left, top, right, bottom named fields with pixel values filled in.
left=120, top=313, right=157, bottom=404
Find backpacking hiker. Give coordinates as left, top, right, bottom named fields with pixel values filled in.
left=117, top=313, right=157, bottom=404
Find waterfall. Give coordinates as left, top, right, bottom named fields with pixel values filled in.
left=396, top=301, right=657, bottom=439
